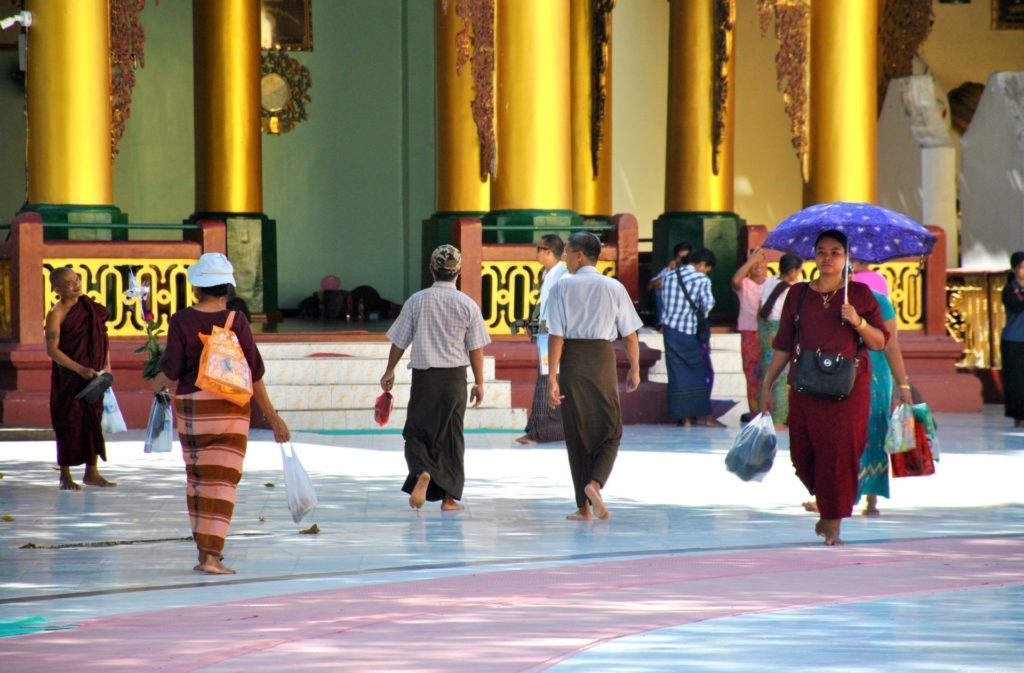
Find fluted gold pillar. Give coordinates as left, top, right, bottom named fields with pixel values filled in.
left=805, top=0, right=878, bottom=205
left=25, top=0, right=112, bottom=205
left=664, top=0, right=734, bottom=213
left=570, top=0, right=612, bottom=217
left=436, top=0, right=489, bottom=213
left=492, top=0, right=572, bottom=211
left=193, top=0, right=263, bottom=214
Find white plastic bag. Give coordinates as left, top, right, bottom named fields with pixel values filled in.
left=884, top=404, right=915, bottom=455
left=725, top=413, right=778, bottom=482
left=280, top=442, right=317, bottom=523
left=101, top=388, right=128, bottom=434
left=143, top=391, right=173, bottom=453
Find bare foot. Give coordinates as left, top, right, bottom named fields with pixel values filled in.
left=409, top=472, right=430, bottom=509
left=861, top=495, right=880, bottom=516
left=566, top=508, right=592, bottom=521
left=441, top=496, right=464, bottom=512
left=194, top=559, right=236, bottom=575
left=59, top=468, right=81, bottom=491
left=677, top=419, right=694, bottom=427
left=775, top=423, right=788, bottom=430
left=802, top=501, right=819, bottom=513
left=584, top=482, right=609, bottom=520
left=699, top=416, right=727, bottom=428
left=515, top=435, right=537, bottom=445
left=83, top=468, right=117, bottom=488
left=815, top=518, right=843, bottom=545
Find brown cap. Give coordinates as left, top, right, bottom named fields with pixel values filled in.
left=430, top=244, right=462, bottom=272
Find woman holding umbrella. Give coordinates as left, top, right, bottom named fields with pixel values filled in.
left=760, top=230, right=888, bottom=545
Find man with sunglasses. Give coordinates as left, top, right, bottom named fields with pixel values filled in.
left=517, top=234, right=567, bottom=445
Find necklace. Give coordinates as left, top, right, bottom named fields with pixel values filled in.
left=815, top=282, right=841, bottom=308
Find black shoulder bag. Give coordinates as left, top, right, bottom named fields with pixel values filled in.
left=791, top=284, right=862, bottom=400
left=675, top=268, right=711, bottom=344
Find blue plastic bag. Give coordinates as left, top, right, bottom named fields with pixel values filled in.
left=143, top=391, right=173, bottom=453
left=101, top=388, right=128, bottom=434
left=725, top=413, right=778, bottom=482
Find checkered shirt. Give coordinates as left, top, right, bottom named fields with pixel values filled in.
left=661, top=265, right=715, bottom=334
left=386, top=282, right=491, bottom=369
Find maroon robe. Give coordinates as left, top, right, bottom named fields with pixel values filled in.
left=773, top=281, right=888, bottom=519
left=50, top=296, right=110, bottom=466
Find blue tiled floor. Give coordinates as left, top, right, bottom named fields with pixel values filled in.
left=1, top=405, right=1022, bottom=670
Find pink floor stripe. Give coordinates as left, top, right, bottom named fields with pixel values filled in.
left=3, top=536, right=1023, bottom=673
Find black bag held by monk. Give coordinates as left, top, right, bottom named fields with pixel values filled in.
left=674, top=268, right=711, bottom=344
left=791, top=284, right=861, bottom=401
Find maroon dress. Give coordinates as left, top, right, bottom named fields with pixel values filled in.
left=50, top=296, right=110, bottom=467
left=772, top=281, right=888, bottom=519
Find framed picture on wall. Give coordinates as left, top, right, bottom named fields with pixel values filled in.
left=992, top=0, right=1024, bottom=29
left=261, top=0, right=313, bottom=51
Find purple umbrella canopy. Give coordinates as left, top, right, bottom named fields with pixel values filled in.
left=764, top=202, right=937, bottom=263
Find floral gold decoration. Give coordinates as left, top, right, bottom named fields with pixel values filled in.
left=110, top=0, right=155, bottom=157
left=455, top=0, right=496, bottom=181
left=877, top=0, right=933, bottom=116
left=712, top=0, right=734, bottom=176
left=260, top=50, right=312, bottom=135
left=757, top=0, right=810, bottom=181
left=590, top=0, right=614, bottom=178
left=482, top=260, right=616, bottom=334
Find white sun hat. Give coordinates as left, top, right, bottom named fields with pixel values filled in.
left=187, top=253, right=237, bottom=287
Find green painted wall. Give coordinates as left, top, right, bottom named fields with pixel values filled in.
left=0, top=51, right=25, bottom=220
left=111, top=0, right=435, bottom=308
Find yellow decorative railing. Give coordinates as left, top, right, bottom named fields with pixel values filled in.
left=481, top=260, right=617, bottom=334
left=766, top=261, right=924, bottom=331
left=945, top=272, right=1006, bottom=368
left=0, top=260, right=12, bottom=339
left=43, top=258, right=197, bottom=337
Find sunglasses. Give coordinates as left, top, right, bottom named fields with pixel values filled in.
left=536, top=246, right=550, bottom=252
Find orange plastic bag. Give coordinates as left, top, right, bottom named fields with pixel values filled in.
left=195, top=311, right=253, bottom=406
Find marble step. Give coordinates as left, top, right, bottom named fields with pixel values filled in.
left=281, top=406, right=528, bottom=432
left=263, top=356, right=497, bottom=385
left=257, top=343, right=394, bottom=359
left=266, top=381, right=512, bottom=411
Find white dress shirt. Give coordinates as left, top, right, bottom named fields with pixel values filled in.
left=538, top=262, right=568, bottom=323
left=546, top=266, right=643, bottom=341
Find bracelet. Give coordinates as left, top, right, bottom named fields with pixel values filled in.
left=898, top=384, right=911, bottom=390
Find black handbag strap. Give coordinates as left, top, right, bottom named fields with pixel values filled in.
left=793, top=283, right=862, bottom=362
left=759, top=279, right=791, bottom=322
left=674, top=268, right=704, bottom=317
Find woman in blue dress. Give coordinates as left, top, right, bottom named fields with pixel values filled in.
left=856, top=280, right=913, bottom=516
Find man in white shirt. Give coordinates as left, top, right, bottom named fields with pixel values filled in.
left=381, top=245, right=491, bottom=512
left=547, top=232, right=643, bottom=521
left=517, top=234, right=568, bottom=445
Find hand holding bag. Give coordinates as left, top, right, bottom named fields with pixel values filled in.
left=143, top=391, right=173, bottom=453
left=280, top=442, right=318, bottom=523
left=791, top=284, right=861, bottom=400
left=195, top=311, right=253, bottom=407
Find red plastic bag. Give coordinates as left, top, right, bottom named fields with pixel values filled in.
left=891, top=416, right=935, bottom=478
left=374, top=391, right=394, bottom=427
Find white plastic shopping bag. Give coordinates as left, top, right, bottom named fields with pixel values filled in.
left=101, top=388, right=128, bottom=434
left=280, top=442, right=318, bottom=523
left=725, top=413, right=778, bottom=482
left=143, top=391, right=173, bottom=453
left=884, top=404, right=915, bottom=455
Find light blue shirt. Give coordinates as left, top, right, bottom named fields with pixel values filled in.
left=538, top=262, right=568, bottom=322
left=546, top=266, right=643, bottom=341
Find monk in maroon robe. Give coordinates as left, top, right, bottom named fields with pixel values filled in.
left=45, top=267, right=116, bottom=490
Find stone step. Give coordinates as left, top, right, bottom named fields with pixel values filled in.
left=257, top=343, right=394, bottom=359
left=263, top=357, right=497, bottom=385
left=266, top=381, right=512, bottom=411
left=280, top=406, right=528, bottom=432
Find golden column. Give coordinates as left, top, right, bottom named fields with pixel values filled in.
left=193, top=0, right=263, bottom=215
left=25, top=0, right=113, bottom=206
left=663, top=0, right=734, bottom=213
left=435, top=0, right=489, bottom=215
left=491, top=0, right=573, bottom=214
left=570, top=0, right=612, bottom=218
left=805, top=0, right=878, bottom=205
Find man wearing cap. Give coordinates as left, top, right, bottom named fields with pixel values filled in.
left=45, top=266, right=116, bottom=490
left=547, top=232, right=643, bottom=521
left=380, top=244, right=491, bottom=511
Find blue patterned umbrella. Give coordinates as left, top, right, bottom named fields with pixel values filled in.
left=764, top=201, right=937, bottom=263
